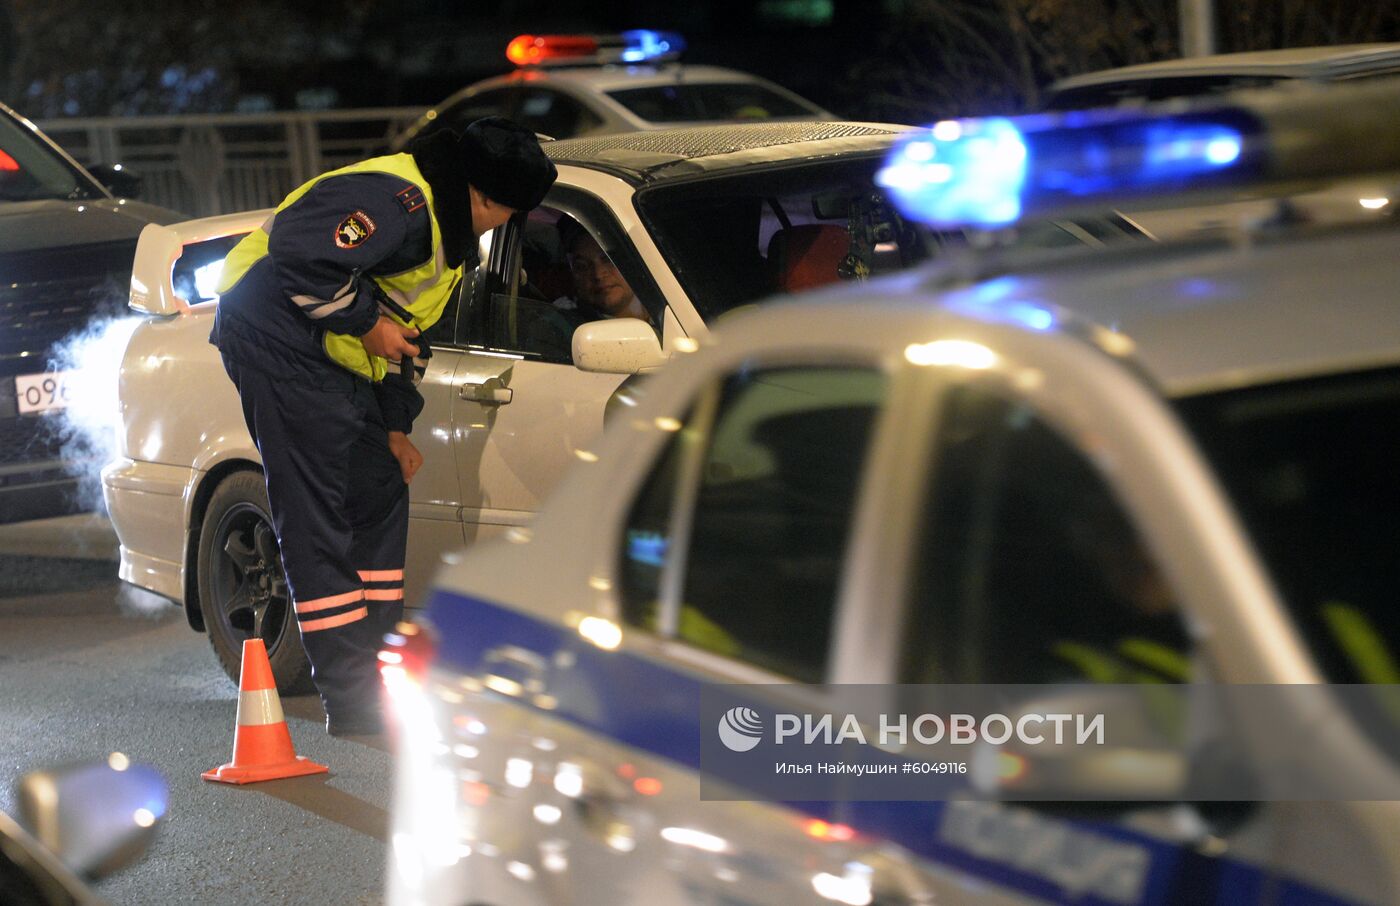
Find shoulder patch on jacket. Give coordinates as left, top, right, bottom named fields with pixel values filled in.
left=335, top=210, right=377, bottom=248
left=396, top=185, right=426, bottom=213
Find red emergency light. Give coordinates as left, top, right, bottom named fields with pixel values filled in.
left=378, top=620, right=437, bottom=686
left=0, top=150, right=18, bottom=171
left=506, top=34, right=600, bottom=66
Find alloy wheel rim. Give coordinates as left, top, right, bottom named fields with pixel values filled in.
left=210, top=503, right=291, bottom=656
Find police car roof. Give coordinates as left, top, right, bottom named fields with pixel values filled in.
left=1049, top=43, right=1400, bottom=94
left=748, top=220, right=1400, bottom=399
left=542, top=120, right=909, bottom=183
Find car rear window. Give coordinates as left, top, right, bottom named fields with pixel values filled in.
left=636, top=158, right=930, bottom=320
left=606, top=82, right=819, bottom=123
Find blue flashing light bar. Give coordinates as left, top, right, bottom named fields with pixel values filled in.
left=878, top=109, right=1258, bottom=228
left=619, top=30, right=686, bottom=62
left=876, top=118, right=1028, bottom=227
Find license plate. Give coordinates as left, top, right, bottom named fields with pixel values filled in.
left=16, top=371, right=74, bottom=415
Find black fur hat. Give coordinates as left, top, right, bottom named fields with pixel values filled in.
left=458, top=116, right=557, bottom=211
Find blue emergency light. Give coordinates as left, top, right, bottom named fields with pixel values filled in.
left=620, top=30, right=686, bottom=62
left=877, top=108, right=1260, bottom=228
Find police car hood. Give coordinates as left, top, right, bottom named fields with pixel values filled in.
left=0, top=198, right=182, bottom=254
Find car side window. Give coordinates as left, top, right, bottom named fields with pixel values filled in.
left=902, top=384, right=1191, bottom=685
left=621, top=366, right=887, bottom=682
left=418, top=267, right=475, bottom=348
left=516, top=89, right=601, bottom=139
left=466, top=200, right=661, bottom=364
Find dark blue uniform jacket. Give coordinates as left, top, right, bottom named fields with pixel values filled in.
left=210, top=171, right=439, bottom=433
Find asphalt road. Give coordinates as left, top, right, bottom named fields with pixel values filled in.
left=0, top=515, right=392, bottom=906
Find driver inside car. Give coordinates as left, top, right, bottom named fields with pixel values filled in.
left=552, top=216, right=652, bottom=326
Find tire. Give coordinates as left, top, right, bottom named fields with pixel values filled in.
left=196, top=470, right=314, bottom=693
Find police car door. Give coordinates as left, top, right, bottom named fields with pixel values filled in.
left=447, top=193, right=670, bottom=542
left=872, top=342, right=1326, bottom=904
left=531, top=359, right=930, bottom=904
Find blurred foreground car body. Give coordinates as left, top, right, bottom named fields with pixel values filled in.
left=0, top=101, right=179, bottom=524
left=390, top=31, right=831, bottom=149
left=103, top=122, right=957, bottom=690
left=1, top=758, right=165, bottom=906
left=384, top=82, right=1400, bottom=904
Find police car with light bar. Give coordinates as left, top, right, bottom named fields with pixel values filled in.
left=390, top=31, right=832, bottom=148
left=384, top=80, right=1400, bottom=905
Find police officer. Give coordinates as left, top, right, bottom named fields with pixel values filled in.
left=210, top=118, right=557, bottom=735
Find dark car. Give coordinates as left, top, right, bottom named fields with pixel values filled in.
left=0, top=101, right=182, bottom=524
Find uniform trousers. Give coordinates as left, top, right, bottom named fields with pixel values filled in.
left=221, top=354, right=407, bottom=726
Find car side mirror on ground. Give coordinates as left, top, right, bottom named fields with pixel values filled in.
left=572, top=318, right=667, bottom=374
left=17, top=757, right=167, bottom=880
left=88, top=163, right=143, bottom=199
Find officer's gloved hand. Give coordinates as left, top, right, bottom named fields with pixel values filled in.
left=362, top=316, right=420, bottom=360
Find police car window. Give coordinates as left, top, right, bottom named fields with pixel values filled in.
left=470, top=203, right=661, bottom=363
left=903, top=385, right=1190, bottom=685
left=1177, top=367, right=1400, bottom=758
left=441, top=88, right=519, bottom=134
left=516, top=89, right=600, bottom=140
left=636, top=160, right=929, bottom=321
left=606, top=83, right=817, bottom=122
left=621, top=365, right=886, bottom=682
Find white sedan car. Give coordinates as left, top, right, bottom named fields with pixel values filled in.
left=103, top=122, right=933, bottom=690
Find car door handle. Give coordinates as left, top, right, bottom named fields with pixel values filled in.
left=459, top=377, right=513, bottom=405
left=481, top=644, right=546, bottom=696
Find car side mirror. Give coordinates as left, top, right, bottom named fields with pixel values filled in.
left=17, top=757, right=167, bottom=879
left=572, top=318, right=667, bottom=374
left=88, top=163, right=143, bottom=199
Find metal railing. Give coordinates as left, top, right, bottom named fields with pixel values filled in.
left=35, top=108, right=426, bottom=217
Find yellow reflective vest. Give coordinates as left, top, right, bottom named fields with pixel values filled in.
left=217, top=154, right=460, bottom=381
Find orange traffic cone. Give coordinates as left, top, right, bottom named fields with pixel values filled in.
left=203, top=639, right=329, bottom=784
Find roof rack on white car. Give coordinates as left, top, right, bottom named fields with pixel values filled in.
left=877, top=79, right=1400, bottom=228
left=505, top=30, right=686, bottom=68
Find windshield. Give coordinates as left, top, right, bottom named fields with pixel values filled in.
left=606, top=82, right=820, bottom=122
left=1177, top=367, right=1400, bottom=686
left=0, top=110, right=95, bottom=202
left=636, top=157, right=931, bottom=321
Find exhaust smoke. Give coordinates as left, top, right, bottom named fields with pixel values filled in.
left=117, top=582, right=175, bottom=619
left=44, top=312, right=143, bottom=513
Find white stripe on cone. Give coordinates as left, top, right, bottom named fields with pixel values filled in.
left=236, top=688, right=286, bottom=727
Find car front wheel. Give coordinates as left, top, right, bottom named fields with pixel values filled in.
left=197, top=470, right=313, bottom=693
